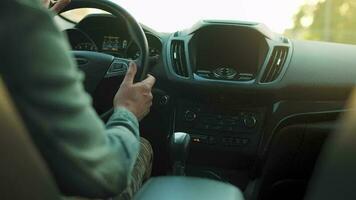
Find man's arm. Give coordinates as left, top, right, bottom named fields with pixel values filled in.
left=0, top=0, right=153, bottom=198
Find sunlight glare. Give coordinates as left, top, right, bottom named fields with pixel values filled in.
left=112, top=0, right=312, bottom=33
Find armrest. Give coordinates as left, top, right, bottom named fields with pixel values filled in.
left=134, top=176, right=244, bottom=200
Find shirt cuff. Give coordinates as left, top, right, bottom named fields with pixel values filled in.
left=106, top=107, right=140, bottom=138
left=114, top=107, right=139, bottom=124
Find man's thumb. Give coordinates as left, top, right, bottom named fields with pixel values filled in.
left=122, top=62, right=137, bottom=84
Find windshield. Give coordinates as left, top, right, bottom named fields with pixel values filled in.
left=112, top=0, right=304, bottom=33
left=61, top=0, right=356, bottom=45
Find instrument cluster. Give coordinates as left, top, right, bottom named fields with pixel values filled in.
left=65, top=14, right=162, bottom=60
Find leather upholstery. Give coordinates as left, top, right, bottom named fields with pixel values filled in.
left=0, top=78, right=61, bottom=199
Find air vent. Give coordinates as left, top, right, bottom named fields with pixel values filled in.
left=170, top=40, right=189, bottom=77
left=261, top=46, right=289, bottom=83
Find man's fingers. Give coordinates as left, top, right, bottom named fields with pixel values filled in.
left=51, top=0, right=71, bottom=13
left=140, top=74, right=156, bottom=89
left=122, top=62, right=137, bottom=85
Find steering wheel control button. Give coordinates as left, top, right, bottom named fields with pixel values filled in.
left=184, top=110, right=197, bottom=122
left=213, top=67, right=237, bottom=80
left=106, top=60, right=128, bottom=77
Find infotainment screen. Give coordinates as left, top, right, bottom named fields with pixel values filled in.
left=193, top=27, right=267, bottom=78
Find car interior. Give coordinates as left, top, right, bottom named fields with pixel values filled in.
left=1, top=0, right=356, bottom=199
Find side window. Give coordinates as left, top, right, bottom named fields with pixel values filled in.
left=54, top=8, right=109, bottom=30
left=60, top=8, right=109, bottom=23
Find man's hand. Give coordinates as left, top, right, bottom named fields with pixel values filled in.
left=114, top=62, right=156, bottom=121
left=43, top=0, right=71, bottom=13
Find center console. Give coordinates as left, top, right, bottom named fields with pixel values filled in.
left=174, top=100, right=265, bottom=169
left=166, top=20, right=284, bottom=177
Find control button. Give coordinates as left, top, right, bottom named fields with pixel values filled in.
left=222, top=137, right=249, bottom=146
left=192, top=138, right=201, bottom=143
left=105, top=61, right=128, bottom=77
left=222, top=119, right=237, bottom=126
left=191, top=135, right=208, bottom=144
left=242, top=138, right=249, bottom=145
left=159, top=95, right=170, bottom=105
left=238, top=73, right=254, bottom=81
left=222, top=137, right=233, bottom=146
left=112, top=63, right=125, bottom=71
left=191, top=135, right=217, bottom=145
left=243, top=115, right=257, bottom=128
left=213, top=67, right=237, bottom=80
left=184, top=110, right=197, bottom=122
left=234, top=138, right=242, bottom=145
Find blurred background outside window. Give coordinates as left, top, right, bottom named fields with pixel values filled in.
left=59, top=0, right=356, bottom=45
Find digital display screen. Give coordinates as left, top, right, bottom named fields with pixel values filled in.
left=102, top=36, right=128, bottom=51
left=195, top=29, right=263, bottom=75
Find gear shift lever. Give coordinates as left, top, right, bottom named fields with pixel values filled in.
left=170, top=132, right=191, bottom=175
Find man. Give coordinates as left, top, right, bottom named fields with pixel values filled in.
left=0, top=0, right=155, bottom=199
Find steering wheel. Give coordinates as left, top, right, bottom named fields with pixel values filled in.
left=60, top=0, right=149, bottom=94
left=60, top=0, right=149, bottom=119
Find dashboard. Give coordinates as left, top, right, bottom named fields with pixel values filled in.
left=63, top=14, right=356, bottom=176
left=65, top=14, right=162, bottom=60
left=166, top=21, right=356, bottom=170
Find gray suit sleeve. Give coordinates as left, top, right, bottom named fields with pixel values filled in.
left=0, top=0, right=140, bottom=198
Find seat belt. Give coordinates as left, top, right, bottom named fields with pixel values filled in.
left=0, top=78, right=61, bottom=199
left=305, top=90, right=356, bottom=200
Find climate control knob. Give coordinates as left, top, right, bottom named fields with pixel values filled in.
left=243, top=115, right=257, bottom=128
left=184, top=110, right=197, bottom=122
